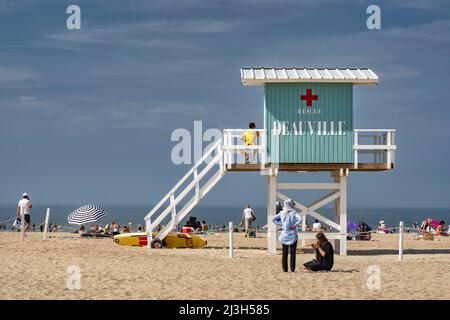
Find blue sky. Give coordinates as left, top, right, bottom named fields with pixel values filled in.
left=1, top=0, right=450, bottom=209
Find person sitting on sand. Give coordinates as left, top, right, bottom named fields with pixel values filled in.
left=377, top=220, right=389, bottom=234
left=420, top=218, right=433, bottom=234
left=79, top=226, right=86, bottom=234
left=303, top=232, right=334, bottom=272
left=111, top=221, right=120, bottom=235
left=185, top=216, right=201, bottom=232
left=435, top=220, right=448, bottom=236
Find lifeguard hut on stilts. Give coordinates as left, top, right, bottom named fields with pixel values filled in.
left=144, top=67, right=397, bottom=256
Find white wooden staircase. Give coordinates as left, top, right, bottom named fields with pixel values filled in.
left=144, top=139, right=226, bottom=248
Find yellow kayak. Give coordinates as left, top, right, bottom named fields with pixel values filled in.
left=113, top=232, right=207, bottom=249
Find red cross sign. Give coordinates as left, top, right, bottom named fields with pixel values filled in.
left=300, top=89, right=318, bottom=107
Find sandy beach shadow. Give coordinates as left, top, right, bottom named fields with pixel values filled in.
left=348, top=248, right=450, bottom=256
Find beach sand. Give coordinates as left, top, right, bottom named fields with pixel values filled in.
left=0, top=231, right=449, bottom=300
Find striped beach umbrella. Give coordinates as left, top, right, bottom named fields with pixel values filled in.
left=67, top=205, right=107, bottom=225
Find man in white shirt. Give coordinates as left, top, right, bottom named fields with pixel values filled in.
left=17, top=192, right=32, bottom=232
left=312, top=219, right=322, bottom=231
left=239, top=204, right=255, bottom=236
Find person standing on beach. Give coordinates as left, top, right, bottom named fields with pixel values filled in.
left=239, top=204, right=256, bottom=236
left=240, top=122, right=259, bottom=164
left=272, top=199, right=302, bottom=272
left=276, top=201, right=283, bottom=214
left=17, top=192, right=32, bottom=233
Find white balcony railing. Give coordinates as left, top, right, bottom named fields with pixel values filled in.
left=222, top=128, right=396, bottom=169
left=353, top=129, right=396, bottom=169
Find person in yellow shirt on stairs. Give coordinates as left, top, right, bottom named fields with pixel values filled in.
left=240, top=122, right=259, bottom=164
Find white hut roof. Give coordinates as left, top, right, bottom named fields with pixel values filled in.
left=240, top=67, right=379, bottom=86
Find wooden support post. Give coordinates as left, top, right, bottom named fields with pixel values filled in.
left=354, top=131, right=358, bottom=169
left=146, top=218, right=152, bottom=250
left=20, top=211, right=25, bottom=242
left=170, top=192, right=177, bottom=231
left=386, top=131, right=392, bottom=165
left=43, top=208, right=50, bottom=241
left=339, top=171, right=348, bottom=256
left=301, top=213, right=307, bottom=247
left=229, top=221, right=234, bottom=258
left=193, top=170, right=200, bottom=200
left=333, top=170, right=347, bottom=256
left=399, top=221, right=404, bottom=261
left=218, top=143, right=224, bottom=174
left=333, top=175, right=340, bottom=253
left=228, top=131, right=233, bottom=166
left=267, top=172, right=277, bottom=254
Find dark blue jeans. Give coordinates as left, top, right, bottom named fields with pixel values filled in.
left=282, top=241, right=297, bottom=272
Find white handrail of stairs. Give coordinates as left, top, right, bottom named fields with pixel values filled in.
left=144, top=139, right=225, bottom=246
left=144, top=139, right=222, bottom=221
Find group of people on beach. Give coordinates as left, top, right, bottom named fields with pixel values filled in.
left=236, top=200, right=334, bottom=272
left=271, top=199, right=334, bottom=272
left=419, top=217, right=448, bottom=236
left=78, top=221, right=142, bottom=236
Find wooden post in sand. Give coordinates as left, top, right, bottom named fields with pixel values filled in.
left=398, top=221, right=404, bottom=261
left=43, top=208, right=50, bottom=241
left=20, top=212, right=25, bottom=242
left=229, top=221, right=233, bottom=258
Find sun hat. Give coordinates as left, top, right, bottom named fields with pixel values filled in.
left=22, top=192, right=28, bottom=197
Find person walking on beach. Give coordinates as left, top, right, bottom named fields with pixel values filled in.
left=272, top=199, right=302, bottom=272
left=239, top=204, right=256, bottom=236
left=240, top=122, right=259, bottom=163
left=17, top=192, right=32, bottom=233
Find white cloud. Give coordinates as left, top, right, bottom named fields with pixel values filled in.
left=0, top=66, right=39, bottom=83
left=40, top=19, right=233, bottom=51
left=0, top=95, right=209, bottom=130
left=391, top=0, right=448, bottom=10
left=19, top=95, right=36, bottom=101
left=385, top=20, right=450, bottom=43
left=110, top=101, right=207, bottom=128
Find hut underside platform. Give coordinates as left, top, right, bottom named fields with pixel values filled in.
left=226, top=163, right=393, bottom=172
